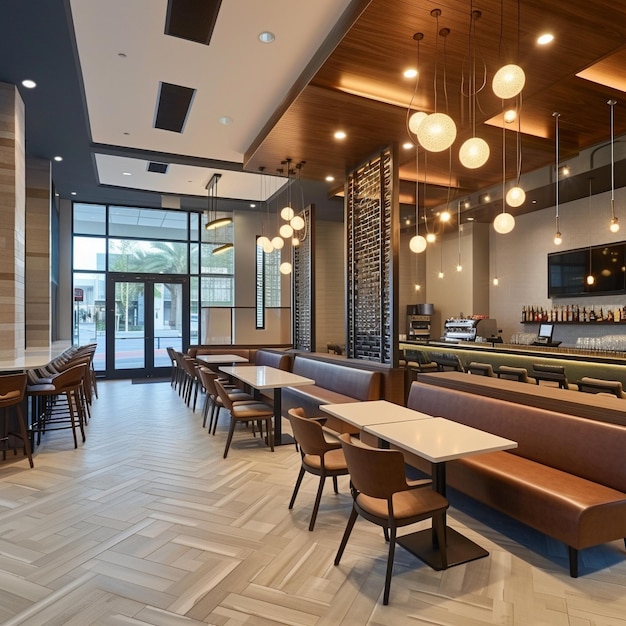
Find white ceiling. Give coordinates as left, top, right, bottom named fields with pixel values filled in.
left=70, top=0, right=352, bottom=201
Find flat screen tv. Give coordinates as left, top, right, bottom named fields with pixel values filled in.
left=548, top=242, right=626, bottom=297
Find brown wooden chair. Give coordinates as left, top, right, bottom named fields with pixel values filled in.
left=214, top=379, right=275, bottom=458
left=197, top=367, right=253, bottom=434
left=334, top=433, right=448, bottom=605
left=286, top=408, right=349, bottom=531
left=0, top=372, right=33, bottom=468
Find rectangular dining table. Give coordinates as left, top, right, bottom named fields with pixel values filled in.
left=320, top=399, right=433, bottom=431
left=219, top=365, right=314, bottom=445
left=196, top=354, right=249, bottom=365
left=364, top=417, right=517, bottom=570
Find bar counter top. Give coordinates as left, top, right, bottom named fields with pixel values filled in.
left=0, top=342, right=72, bottom=372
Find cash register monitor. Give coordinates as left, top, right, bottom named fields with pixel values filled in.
left=536, top=323, right=554, bottom=344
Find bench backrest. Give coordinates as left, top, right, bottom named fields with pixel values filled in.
left=293, top=356, right=381, bottom=401
left=407, top=381, right=626, bottom=492
left=254, top=349, right=292, bottom=371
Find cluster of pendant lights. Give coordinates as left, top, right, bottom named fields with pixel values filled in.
left=256, top=160, right=306, bottom=275
left=408, top=6, right=525, bottom=255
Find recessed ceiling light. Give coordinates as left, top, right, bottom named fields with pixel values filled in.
left=53, top=156, right=63, bottom=162
left=334, top=130, right=346, bottom=140
left=532, top=199, right=537, bottom=204
left=404, top=68, right=418, bottom=79
left=537, top=33, right=554, bottom=45
left=250, top=203, right=256, bottom=208
left=118, top=52, right=127, bottom=58
left=467, top=217, right=475, bottom=221
left=258, top=31, right=275, bottom=44
left=325, top=175, right=335, bottom=182
left=403, top=142, right=413, bottom=149
left=122, top=172, right=132, bottom=176
left=21, top=79, right=36, bottom=89
left=123, top=132, right=130, bottom=136
left=219, top=116, right=233, bottom=125
left=71, top=192, right=77, bottom=196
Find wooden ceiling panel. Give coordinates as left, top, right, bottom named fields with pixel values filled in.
left=245, top=0, right=626, bottom=217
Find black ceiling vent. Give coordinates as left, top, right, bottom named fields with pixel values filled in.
left=165, top=0, right=222, bottom=46
left=147, top=162, right=169, bottom=174
left=154, top=82, right=195, bottom=133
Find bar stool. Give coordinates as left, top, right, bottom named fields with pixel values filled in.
left=497, top=365, right=535, bottom=384
left=28, top=362, right=88, bottom=449
left=0, top=373, right=33, bottom=468
left=467, top=362, right=495, bottom=377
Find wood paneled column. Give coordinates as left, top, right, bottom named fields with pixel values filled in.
left=0, top=82, right=26, bottom=359
left=25, top=156, right=52, bottom=348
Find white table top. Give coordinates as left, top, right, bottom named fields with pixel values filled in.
left=321, top=400, right=433, bottom=429
left=219, top=365, right=314, bottom=389
left=0, top=342, right=73, bottom=372
left=365, top=417, right=517, bottom=463
left=196, top=354, right=249, bottom=364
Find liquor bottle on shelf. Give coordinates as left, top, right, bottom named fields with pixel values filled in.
left=589, top=307, right=597, bottom=322
left=615, top=307, right=621, bottom=322
left=598, top=307, right=604, bottom=322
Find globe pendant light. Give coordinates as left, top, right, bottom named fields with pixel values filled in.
left=506, top=185, right=525, bottom=207
left=493, top=212, right=515, bottom=234
left=290, top=215, right=305, bottom=231
left=492, top=2, right=525, bottom=100
left=417, top=112, right=457, bottom=152
left=459, top=9, right=490, bottom=169
left=280, top=206, right=294, bottom=221
left=493, top=120, right=515, bottom=234
left=459, top=137, right=490, bottom=169
left=417, top=12, right=457, bottom=153
left=271, top=235, right=284, bottom=250
left=279, top=223, right=293, bottom=238
left=492, top=64, right=525, bottom=99
left=279, top=262, right=292, bottom=275
left=409, top=111, right=427, bottom=135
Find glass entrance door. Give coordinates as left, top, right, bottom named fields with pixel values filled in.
left=106, top=275, right=189, bottom=378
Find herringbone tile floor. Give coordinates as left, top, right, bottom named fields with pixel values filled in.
left=0, top=379, right=625, bottom=625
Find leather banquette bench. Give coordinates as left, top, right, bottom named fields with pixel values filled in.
left=281, top=355, right=382, bottom=431
left=403, top=381, right=626, bottom=577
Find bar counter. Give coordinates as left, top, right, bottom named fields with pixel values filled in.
left=400, top=340, right=626, bottom=387
left=0, top=342, right=72, bottom=372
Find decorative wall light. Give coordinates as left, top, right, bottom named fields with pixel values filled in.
left=553, top=112, right=562, bottom=245
left=608, top=99, right=620, bottom=233
left=459, top=9, right=490, bottom=169
left=416, top=10, right=457, bottom=152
